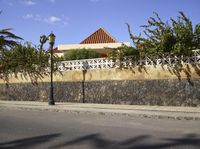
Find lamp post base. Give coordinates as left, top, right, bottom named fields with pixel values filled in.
left=48, top=99, right=55, bottom=105
left=48, top=89, right=55, bottom=105
left=49, top=78, right=54, bottom=105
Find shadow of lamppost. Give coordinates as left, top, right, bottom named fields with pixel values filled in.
left=48, top=32, right=56, bottom=105
left=82, top=61, right=89, bottom=103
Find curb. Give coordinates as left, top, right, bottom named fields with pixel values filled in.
left=0, top=103, right=200, bottom=121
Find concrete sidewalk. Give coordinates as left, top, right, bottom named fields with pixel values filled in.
left=0, top=100, right=200, bottom=120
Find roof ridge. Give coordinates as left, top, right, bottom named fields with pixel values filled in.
left=80, top=27, right=118, bottom=44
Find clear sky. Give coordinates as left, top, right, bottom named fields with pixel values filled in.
left=0, top=0, right=199, bottom=48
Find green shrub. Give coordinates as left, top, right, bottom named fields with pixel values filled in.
left=64, top=48, right=101, bottom=60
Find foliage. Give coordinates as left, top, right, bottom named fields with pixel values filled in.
left=64, top=48, right=101, bottom=60
left=170, top=12, right=196, bottom=56
left=0, top=43, right=50, bottom=82
left=107, top=44, right=139, bottom=61
left=0, top=28, right=23, bottom=63
left=107, top=44, right=139, bottom=68
left=127, top=11, right=200, bottom=57
left=0, top=27, right=23, bottom=82
left=39, top=35, right=48, bottom=50
left=0, top=28, right=23, bottom=49
left=194, top=24, right=200, bottom=48
left=0, top=25, right=62, bottom=83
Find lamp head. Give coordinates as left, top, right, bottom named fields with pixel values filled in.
left=49, top=32, right=56, bottom=45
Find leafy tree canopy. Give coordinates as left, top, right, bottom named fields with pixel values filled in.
left=0, top=42, right=50, bottom=82
left=127, top=11, right=200, bottom=57
left=0, top=28, right=23, bottom=50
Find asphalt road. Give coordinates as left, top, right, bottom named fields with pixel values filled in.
left=0, top=108, right=200, bottom=149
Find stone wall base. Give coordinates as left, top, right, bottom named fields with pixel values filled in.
left=0, top=78, right=199, bottom=106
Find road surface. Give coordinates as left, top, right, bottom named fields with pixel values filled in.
left=0, top=108, right=200, bottom=149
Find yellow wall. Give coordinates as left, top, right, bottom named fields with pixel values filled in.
left=0, top=64, right=199, bottom=84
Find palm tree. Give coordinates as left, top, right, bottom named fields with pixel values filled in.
left=0, top=28, right=23, bottom=50
left=0, top=28, right=22, bottom=80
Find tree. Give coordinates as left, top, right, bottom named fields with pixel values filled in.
left=0, top=29, right=62, bottom=83
left=0, top=28, right=23, bottom=50
left=39, top=35, right=48, bottom=50
left=127, top=11, right=200, bottom=57
left=0, top=42, right=50, bottom=82
left=0, top=28, right=23, bottom=81
left=171, top=12, right=199, bottom=56
left=194, top=24, right=200, bottom=48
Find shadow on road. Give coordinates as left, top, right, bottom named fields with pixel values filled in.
left=0, top=133, right=200, bottom=149
left=51, top=133, right=200, bottom=149
left=0, top=133, right=61, bottom=149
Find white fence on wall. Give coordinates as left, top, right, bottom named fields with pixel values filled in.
left=57, top=49, right=200, bottom=71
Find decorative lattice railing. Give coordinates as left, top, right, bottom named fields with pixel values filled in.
left=57, top=49, right=200, bottom=71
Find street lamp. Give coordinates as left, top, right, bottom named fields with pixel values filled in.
left=82, top=61, right=88, bottom=103
left=48, top=32, right=56, bottom=105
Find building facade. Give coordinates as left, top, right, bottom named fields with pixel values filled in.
left=54, top=28, right=130, bottom=57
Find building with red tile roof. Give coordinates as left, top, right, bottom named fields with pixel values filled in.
left=55, top=28, right=130, bottom=58
left=80, top=28, right=118, bottom=44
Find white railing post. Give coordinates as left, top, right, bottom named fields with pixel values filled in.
left=157, top=57, right=160, bottom=65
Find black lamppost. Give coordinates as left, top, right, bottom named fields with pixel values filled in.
left=82, top=69, right=86, bottom=103
left=48, top=32, right=56, bottom=105
left=82, top=61, right=88, bottom=103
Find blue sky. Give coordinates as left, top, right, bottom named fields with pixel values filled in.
left=0, top=0, right=199, bottom=47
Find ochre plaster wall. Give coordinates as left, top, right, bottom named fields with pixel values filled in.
left=0, top=64, right=199, bottom=84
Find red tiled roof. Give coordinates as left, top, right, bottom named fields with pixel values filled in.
left=80, top=28, right=118, bottom=44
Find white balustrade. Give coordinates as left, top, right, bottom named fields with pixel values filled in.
left=57, top=49, right=200, bottom=71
